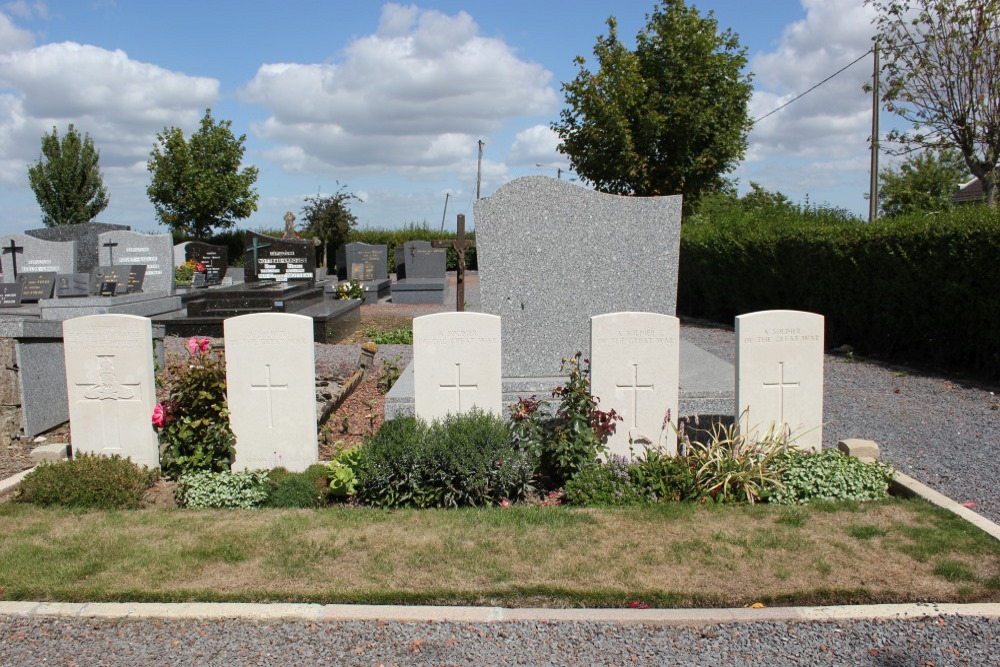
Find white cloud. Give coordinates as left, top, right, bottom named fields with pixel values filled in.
left=3, top=1, right=46, bottom=20
left=0, top=11, right=34, bottom=53
left=508, top=124, right=566, bottom=167
left=242, top=3, right=559, bottom=175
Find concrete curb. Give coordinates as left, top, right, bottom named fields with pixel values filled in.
left=891, top=471, right=1000, bottom=542
left=1, top=601, right=998, bottom=625
left=0, top=467, right=34, bottom=500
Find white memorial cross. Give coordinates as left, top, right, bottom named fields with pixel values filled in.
left=249, top=364, right=289, bottom=429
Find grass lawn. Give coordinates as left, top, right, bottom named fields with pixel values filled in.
left=1, top=498, right=998, bottom=608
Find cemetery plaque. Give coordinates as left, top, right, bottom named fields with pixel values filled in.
left=91, top=265, right=127, bottom=295
left=185, top=242, right=228, bottom=285
left=55, top=273, right=91, bottom=298
left=191, top=273, right=207, bottom=288
left=99, top=281, right=118, bottom=297
left=0, top=283, right=23, bottom=307
left=224, top=313, right=318, bottom=472
left=0, top=233, right=76, bottom=280
left=126, top=265, right=146, bottom=293
left=15, top=271, right=57, bottom=302
left=590, top=312, right=680, bottom=458
left=336, top=242, right=388, bottom=281
left=243, top=231, right=315, bottom=283
left=98, top=230, right=174, bottom=294
left=735, top=310, right=825, bottom=451
left=413, top=312, right=502, bottom=421
left=62, top=314, right=159, bottom=469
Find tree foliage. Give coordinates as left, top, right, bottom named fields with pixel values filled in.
left=27, top=124, right=109, bottom=226
left=868, top=0, right=1000, bottom=205
left=551, top=0, right=753, bottom=209
left=147, top=109, right=259, bottom=239
left=301, top=184, right=359, bottom=267
left=877, top=148, right=968, bottom=217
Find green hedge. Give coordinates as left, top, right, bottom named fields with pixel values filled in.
left=349, top=223, right=477, bottom=271
left=678, top=205, right=1000, bottom=379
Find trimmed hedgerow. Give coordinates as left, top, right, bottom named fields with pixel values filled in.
left=770, top=449, right=894, bottom=505
left=355, top=410, right=534, bottom=508
left=16, top=453, right=158, bottom=510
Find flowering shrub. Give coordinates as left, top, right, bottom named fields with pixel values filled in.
left=509, top=352, right=621, bottom=489
left=154, top=337, right=235, bottom=479
left=335, top=280, right=364, bottom=300
left=174, top=259, right=206, bottom=285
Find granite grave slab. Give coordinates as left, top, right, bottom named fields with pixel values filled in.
left=26, top=222, right=128, bottom=274
left=185, top=242, right=228, bottom=285
left=393, top=241, right=446, bottom=304
left=0, top=234, right=76, bottom=280
left=335, top=242, right=390, bottom=303
left=98, top=230, right=174, bottom=294
left=15, top=272, right=56, bottom=302
left=243, top=231, right=315, bottom=283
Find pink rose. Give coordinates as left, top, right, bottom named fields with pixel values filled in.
left=500, top=499, right=510, bottom=508
left=198, top=337, right=210, bottom=353
left=152, top=403, right=165, bottom=428
left=186, top=337, right=199, bottom=355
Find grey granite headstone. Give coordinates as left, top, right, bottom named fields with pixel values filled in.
left=185, top=242, right=228, bottom=285
left=336, top=242, right=388, bottom=281
left=26, top=222, right=129, bottom=274
left=243, top=231, right=316, bottom=283
left=98, top=230, right=174, bottom=294
left=0, top=234, right=77, bottom=280
left=395, top=241, right=446, bottom=279
left=474, top=176, right=681, bottom=378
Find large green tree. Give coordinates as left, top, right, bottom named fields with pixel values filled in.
left=147, top=109, right=259, bottom=238
left=868, top=0, right=1000, bottom=205
left=877, top=148, right=968, bottom=217
left=301, top=184, right=358, bottom=267
left=27, top=124, right=109, bottom=226
left=551, top=0, right=753, bottom=208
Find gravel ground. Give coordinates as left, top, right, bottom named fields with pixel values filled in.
left=1, top=615, right=998, bottom=666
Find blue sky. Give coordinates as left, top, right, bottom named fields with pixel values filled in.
left=0, top=0, right=886, bottom=236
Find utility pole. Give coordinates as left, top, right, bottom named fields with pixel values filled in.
left=440, top=193, right=450, bottom=232
left=476, top=140, right=484, bottom=200
left=869, top=43, right=880, bottom=223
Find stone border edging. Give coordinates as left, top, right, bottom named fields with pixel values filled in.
left=0, top=467, right=33, bottom=500
left=891, top=471, right=1000, bottom=542
left=1, top=601, right=998, bottom=625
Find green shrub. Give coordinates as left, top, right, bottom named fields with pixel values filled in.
left=155, top=337, right=235, bottom=479
left=355, top=410, right=535, bottom=508
left=366, top=326, right=413, bottom=345
left=348, top=223, right=477, bottom=271
left=563, top=457, right=645, bottom=506
left=176, top=470, right=270, bottom=509
left=327, top=448, right=361, bottom=497
left=684, top=420, right=788, bottom=504
left=17, top=453, right=158, bottom=510
left=629, top=446, right=697, bottom=502
left=770, top=449, right=894, bottom=505
left=265, top=474, right=321, bottom=508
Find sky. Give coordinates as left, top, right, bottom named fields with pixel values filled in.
left=0, top=0, right=889, bottom=236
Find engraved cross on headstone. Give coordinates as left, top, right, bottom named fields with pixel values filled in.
left=245, top=237, right=272, bottom=271
left=762, top=361, right=800, bottom=423
left=439, top=362, right=478, bottom=413
left=250, top=363, right=288, bottom=429
left=103, top=240, right=119, bottom=265
left=616, top=363, right=654, bottom=429
left=432, top=214, right=476, bottom=312
left=3, top=239, right=23, bottom=279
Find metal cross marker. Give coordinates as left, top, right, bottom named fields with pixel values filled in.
left=762, top=361, right=800, bottom=423
left=102, top=240, right=119, bottom=265
left=245, top=237, right=272, bottom=269
left=2, top=239, right=24, bottom=279
left=616, top=363, right=654, bottom=429
left=432, top=214, right=476, bottom=312
left=250, top=363, right=288, bottom=429
left=439, top=362, right=478, bottom=413
left=75, top=355, right=141, bottom=452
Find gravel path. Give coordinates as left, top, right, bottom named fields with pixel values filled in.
left=1, top=615, right=998, bottom=666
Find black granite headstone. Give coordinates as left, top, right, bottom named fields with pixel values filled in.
left=395, top=240, right=446, bottom=279
left=26, top=222, right=129, bottom=274
left=126, top=264, right=146, bottom=293
left=185, top=242, right=228, bottom=285
left=336, top=242, right=388, bottom=281
left=55, top=273, right=90, bottom=298
left=15, top=271, right=56, bottom=302
left=90, top=265, right=128, bottom=295
left=0, top=283, right=22, bottom=307
left=243, top=231, right=315, bottom=283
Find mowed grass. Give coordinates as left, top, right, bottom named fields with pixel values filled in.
left=0, top=498, right=997, bottom=608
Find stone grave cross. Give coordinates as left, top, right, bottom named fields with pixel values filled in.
left=761, top=361, right=800, bottom=424
left=3, top=239, right=23, bottom=279
left=432, top=214, right=475, bottom=312
left=616, top=363, right=655, bottom=430
left=246, top=236, right=272, bottom=267
left=102, top=240, right=119, bottom=265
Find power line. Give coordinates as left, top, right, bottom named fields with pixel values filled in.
left=751, top=48, right=873, bottom=125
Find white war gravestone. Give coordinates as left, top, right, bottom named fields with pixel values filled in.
left=590, top=313, right=680, bottom=459
left=735, top=310, right=824, bottom=451
left=413, top=312, right=501, bottom=421
left=63, top=314, right=159, bottom=469
left=224, top=313, right=317, bottom=471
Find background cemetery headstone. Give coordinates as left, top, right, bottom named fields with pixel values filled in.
left=185, top=242, right=229, bottom=285
left=98, top=230, right=174, bottom=294
left=590, top=312, right=680, bottom=458
left=243, top=231, right=316, bottom=283
left=474, top=176, right=682, bottom=378
left=735, top=309, right=825, bottom=451
left=62, top=314, right=159, bottom=468
left=413, top=312, right=501, bottom=421
left=0, top=234, right=76, bottom=280
left=392, top=240, right=447, bottom=304
left=335, top=242, right=390, bottom=303
left=26, top=222, right=128, bottom=275
left=54, top=273, right=90, bottom=298
left=224, top=313, right=318, bottom=471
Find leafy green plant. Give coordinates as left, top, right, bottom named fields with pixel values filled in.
left=365, top=326, right=414, bottom=345
left=154, top=337, right=235, bottom=479
left=684, top=420, right=789, bottom=504
left=175, top=470, right=270, bottom=509
left=629, top=446, right=697, bottom=502
left=327, top=448, right=361, bottom=498
left=355, top=411, right=535, bottom=508
left=770, top=449, right=894, bottom=505
left=335, top=280, right=364, bottom=300
left=563, top=456, right=644, bottom=506
left=376, top=356, right=402, bottom=394
left=265, top=473, right=322, bottom=508
left=16, top=453, right=158, bottom=510
left=509, top=353, right=621, bottom=489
